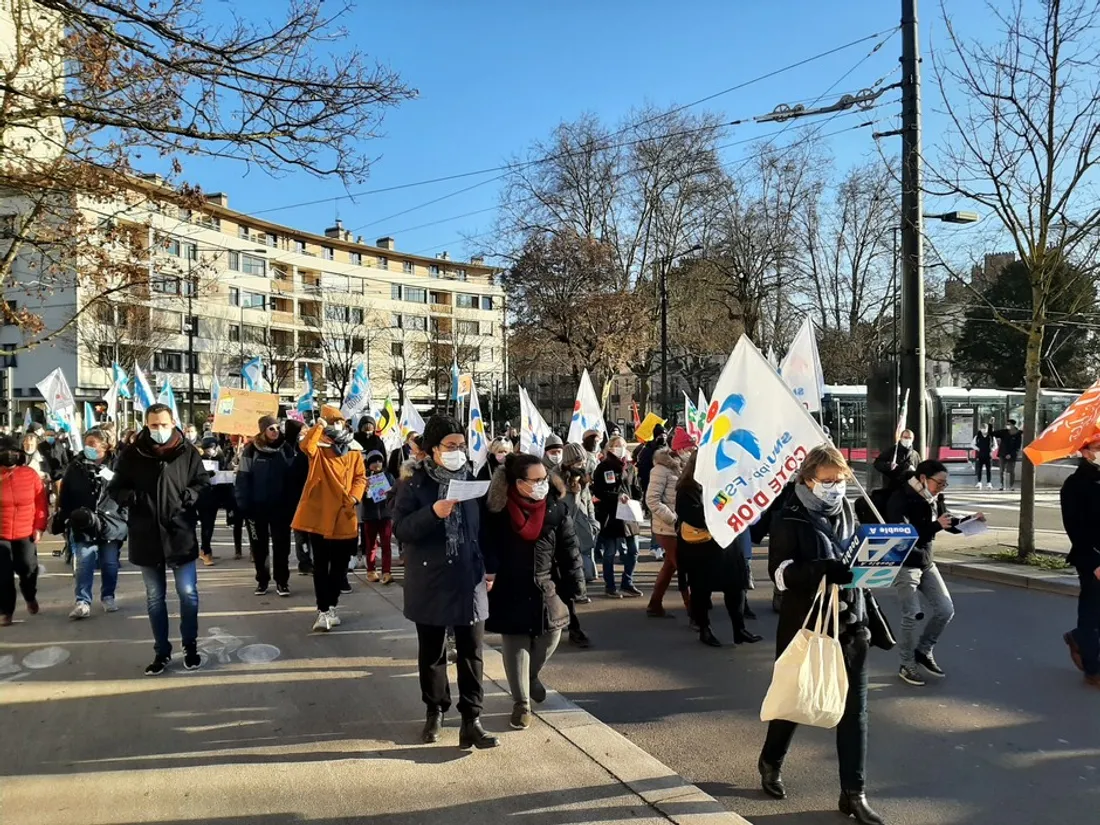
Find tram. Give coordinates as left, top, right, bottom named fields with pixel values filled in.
left=821, top=385, right=1080, bottom=463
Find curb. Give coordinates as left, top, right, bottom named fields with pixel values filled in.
left=937, top=557, right=1078, bottom=596
left=480, top=646, right=752, bottom=825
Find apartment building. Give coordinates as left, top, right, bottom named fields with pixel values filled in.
left=2, top=185, right=505, bottom=424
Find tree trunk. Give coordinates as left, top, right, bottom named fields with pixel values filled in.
left=1017, top=319, right=1045, bottom=559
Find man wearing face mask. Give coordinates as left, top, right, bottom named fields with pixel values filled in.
left=992, top=419, right=1023, bottom=492
left=887, top=460, right=982, bottom=687
left=581, top=429, right=601, bottom=476
left=873, top=428, right=919, bottom=496
left=1059, top=439, right=1100, bottom=689
left=292, top=406, right=366, bottom=633
left=184, top=425, right=199, bottom=444
left=107, top=403, right=210, bottom=674
left=542, top=434, right=565, bottom=474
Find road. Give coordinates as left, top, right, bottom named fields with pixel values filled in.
left=540, top=556, right=1099, bottom=825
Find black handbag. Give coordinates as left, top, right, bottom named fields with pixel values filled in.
left=865, top=591, right=896, bottom=651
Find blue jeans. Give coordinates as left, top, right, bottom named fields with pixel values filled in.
left=140, top=561, right=199, bottom=658
left=72, top=539, right=121, bottom=605
left=601, top=534, right=639, bottom=591
left=895, top=563, right=955, bottom=667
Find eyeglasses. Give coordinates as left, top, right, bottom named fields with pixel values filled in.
left=927, top=476, right=949, bottom=488
left=440, top=442, right=467, bottom=452
left=265, top=426, right=279, bottom=432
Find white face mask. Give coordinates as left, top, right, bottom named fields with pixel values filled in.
left=811, top=479, right=847, bottom=506
left=440, top=450, right=467, bottom=471
left=149, top=428, right=173, bottom=445
left=899, top=438, right=913, bottom=449
left=610, top=447, right=626, bottom=459
left=547, top=451, right=563, bottom=465
left=527, top=479, right=550, bottom=501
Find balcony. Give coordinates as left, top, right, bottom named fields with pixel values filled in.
left=271, top=310, right=296, bottom=326
left=429, top=303, right=453, bottom=315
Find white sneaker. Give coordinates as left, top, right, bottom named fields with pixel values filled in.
left=69, top=602, right=91, bottom=620
left=102, top=597, right=118, bottom=613
left=327, top=607, right=342, bottom=627
left=653, top=550, right=665, bottom=561
left=312, top=610, right=331, bottom=632
left=975, top=482, right=982, bottom=489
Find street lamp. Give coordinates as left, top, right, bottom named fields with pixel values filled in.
left=660, top=244, right=703, bottom=422
left=184, top=245, right=267, bottom=424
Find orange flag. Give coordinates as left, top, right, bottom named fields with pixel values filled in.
left=1024, top=379, right=1100, bottom=466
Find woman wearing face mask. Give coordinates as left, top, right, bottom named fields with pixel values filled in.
left=887, top=460, right=980, bottom=687
left=393, top=416, right=498, bottom=750
left=57, top=430, right=128, bottom=619
left=0, top=435, right=48, bottom=626
left=479, top=437, right=512, bottom=482
left=292, top=406, right=366, bottom=633
left=195, top=436, right=243, bottom=565
left=758, top=444, right=885, bottom=825
left=592, top=435, right=643, bottom=598
left=483, top=453, right=585, bottom=730
left=646, top=427, right=695, bottom=619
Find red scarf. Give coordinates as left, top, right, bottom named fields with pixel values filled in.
left=507, top=486, right=547, bottom=541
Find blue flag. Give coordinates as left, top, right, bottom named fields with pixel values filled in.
left=112, top=362, right=132, bottom=399
left=132, top=362, right=155, bottom=412
left=209, top=374, right=221, bottom=413
left=242, top=357, right=263, bottom=392
left=297, top=366, right=315, bottom=413
left=84, top=401, right=95, bottom=432
left=450, top=357, right=460, bottom=401
left=157, top=379, right=180, bottom=425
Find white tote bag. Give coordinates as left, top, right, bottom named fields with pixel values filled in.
left=760, top=580, right=849, bottom=729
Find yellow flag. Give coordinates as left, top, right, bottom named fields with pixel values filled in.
left=634, top=412, right=666, bottom=443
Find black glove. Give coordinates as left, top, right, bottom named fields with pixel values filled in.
left=815, top=558, right=854, bottom=585
left=70, top=507, right=97, bottom=533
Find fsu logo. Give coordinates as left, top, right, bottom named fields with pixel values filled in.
left=700, top=393, right=761, bottom=471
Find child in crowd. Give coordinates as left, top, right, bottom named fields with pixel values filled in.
left=360, top=450, right=396, bottom=584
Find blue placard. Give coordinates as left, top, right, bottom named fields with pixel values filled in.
left=841, top=524, right=918, bottom=589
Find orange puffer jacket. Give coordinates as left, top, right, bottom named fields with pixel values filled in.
left=291, top=424, right=367, bottom=540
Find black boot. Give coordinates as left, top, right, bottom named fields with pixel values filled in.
left=735, top=629, right=763, bottom=644
left=839, top=791, right=885, bottom=825
left=699, top=627, right=722, bottom=647
left=758, top=756, right=786, bottom=799
left=458, top=716, right=500, bottom=750
left=421, top=710, right=444, bottom=744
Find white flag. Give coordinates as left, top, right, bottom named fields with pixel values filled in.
left=467, top=383, right=489, bottom=476
left=400, top=392, right=426, bottom=436
left=695, top=335, right=826, bottom=548
left=132, top=362, right=156, bottom=412
left=778, top=317, right=824, bottom=413
left=566, top=368, right=607, bottom=445
left=767, top=346, right=779, bottom=369
left=104, top=382, right=119, bottom=422
left=157, top=379, right=180, bottom=425
left=519, top=387, right=551, bottom=458
left=35, top=367, right=75, bottom=413
left=698, top=388, right=709, bottom=417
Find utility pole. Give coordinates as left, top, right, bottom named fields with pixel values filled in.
left=899, top=0, right=926, bottom=453
left=186, top=254, right=195, bottom=426
left=660, top=263, right=670, bottom=421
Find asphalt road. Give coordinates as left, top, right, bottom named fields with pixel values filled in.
left=540, top=557, right=1099, bottom=825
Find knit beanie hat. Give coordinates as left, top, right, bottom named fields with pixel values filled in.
left=562, top=443, right=587, bottom=467
left=258, top=415, right=279, bottom=433
left=321, top=404, right=344, bottom=423
left=422, top=415, right=463, bottom=454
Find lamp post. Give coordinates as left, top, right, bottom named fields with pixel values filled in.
left=660, top=244, right=703, bottom=421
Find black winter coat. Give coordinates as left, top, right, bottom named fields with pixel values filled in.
left=482, top=471, right=585, bottom=636
left=108, top=431, right=209, bottom=567
left=675, top=480, right=747, bottom=593
left=235, top=438, right=294, bottom=517
left=393, top=461, right=488, bottom=627
left=768, top=490, right=869, bottom=663
left=873, top=443, right=918, bottom=492
left=1061, top=460, right=1100, bottom=575
left=284, top=443, right=309, bottom=513
left=58, top=455, right=128, bottom=542
left=886, top=479, right=959, bottom=569
left=993, top=428, right=1023, bottom=461
left=591, top=454, right=642, bottom=539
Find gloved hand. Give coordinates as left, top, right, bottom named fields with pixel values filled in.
left=814, top=558, right=854, bottom=585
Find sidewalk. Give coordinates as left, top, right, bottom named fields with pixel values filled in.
left=0, top=552, right=750, bottom=825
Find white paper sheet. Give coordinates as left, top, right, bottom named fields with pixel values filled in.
left=616, top=499, right=645, bottom=523
left=212, top=470, right=236, bottom=486
left=445, top=480, right=490, bottom=502
left=202, top=460, right=219, bottom=473
left=955, top=516, right=989, bottom=537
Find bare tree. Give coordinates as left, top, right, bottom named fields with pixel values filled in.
left=928, top=0, right=1100, bottom=556
left=304, top=304, right=387, bottom=401
left=388, top=323, right=433, bottom=404
left=1, top=0, right=415, bottom=348
left=257, top=330, right=307, bottom=395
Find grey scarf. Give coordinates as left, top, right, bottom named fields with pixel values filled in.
left=795, top=482, right=864, bottom=624
left=323, top=426, right=353, bottom=457
left=425, top=460, right=469, bottom=559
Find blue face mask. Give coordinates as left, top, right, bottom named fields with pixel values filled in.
left=83, top=446, right=101, bottom=461
left=45, top=437, right=56, bottom=445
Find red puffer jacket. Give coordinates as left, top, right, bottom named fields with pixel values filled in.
left=0, top=466, right=48, bottom=541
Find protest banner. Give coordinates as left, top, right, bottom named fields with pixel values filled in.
left=211, top=388, right=279, bottom=436
left=1024, top=377, right=1100, bottom=465
left=567, top=368, right=607, bottom=444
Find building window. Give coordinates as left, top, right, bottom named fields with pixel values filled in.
left=241, top=254, right=266, bottom=276
left=241, top=291, right=266, bottom=310
left=96, top=345, right=113, bottom=368
left=456, top=320, right=479, bottom=335
left=391, top=368, right=404, bottom=384
left=163, top=237, right=180, bottom=256
left=377, top=256, right=389, bottom=270
left=350, top=251, right=362, bottom=266
left=429, top=264, right=441, bottom=277
left=405, top=315, right=427, bottom=331
left=244, top=325, right=266, bottom=344
left=456, top=269, right=468, bottom=281
left=391, top=314, right=402, bottom=328
left=481, top=296, right=494, bottom=311
left=482, top=322, right=494, bottom=336
left=294, top=239, right=306, bottom=254
left=152, top=275, right=179, bottom=295
left=154, top=350, right=183, bottom=373
left=391, top=284, right=402, bottom=300
left=323, top=247, right=334, bottom=261
left=456, top=294, right=477, bottom=309
left=350, top=307, right=364, bottom=325
left=325, top=304, right=350, bottom=322
left=181, top=277, right=196, bottom=297
left=229, top=287, right=240, bottom=307
left=264, top=232, right=277, bottom=248
left=352, top=337, right=365, bottom=354
left=402, top=261, right=414, bottom=274
left=391, top=342, right=404, bottom=357
left=228, top=251, right=240, bottom=271
left=238, top=225, right=250, bottom=240
left=227, top=325, right=240, bottom=343
left=405, top=286, right=427, bottom=304
left=183, top=242, right=197, bottom=261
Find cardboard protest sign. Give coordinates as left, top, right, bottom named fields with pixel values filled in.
left=211, top=388, right=279, bottom=436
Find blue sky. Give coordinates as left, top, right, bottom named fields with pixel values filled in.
left=179, top=0, right=1009, bottom=262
